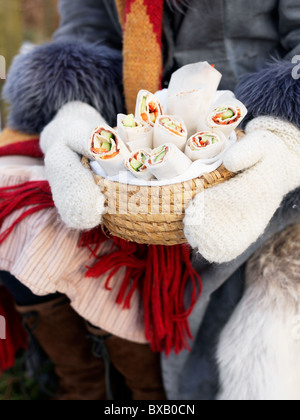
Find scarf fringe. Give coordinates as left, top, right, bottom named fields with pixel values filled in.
left=0, top=181, right=55, bottom=245
left=80, top=229, right=202, bottom=355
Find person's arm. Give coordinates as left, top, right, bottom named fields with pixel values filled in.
left=2, top=0, right=125, bottom=134
left=184, top=3, right=300, bottom=264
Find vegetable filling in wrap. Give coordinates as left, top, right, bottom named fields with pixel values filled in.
left=200, top=96, right=248, bottom=138
left=185, top=131, right=226, bottom=161
left=125, top=149, right=154, bottom=181
left=146, top=143, right=192, bottom=181
left=90, top=128, right=120, bottom=159
left=136, top=90, right=164, bottom=126
left=211, top=107, right=242, bottom=126
left=153, top=116, right=188, bottom=151
left=191, top=132, right=220, bottom=149
left=148, top=145, right=169, bottom=166
left=158, top=117, right=185, bottom=136
left=129, top=151, right=149, bottom=173
left=90, top=126, right=129, bottom=177
left=122, top=114, right=139, bottom=129
left=117, top=113, right=153, bottom=152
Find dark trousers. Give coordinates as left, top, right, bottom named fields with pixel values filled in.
left=0, top=271, right=60, bottom=306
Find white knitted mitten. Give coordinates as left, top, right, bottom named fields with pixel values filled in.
left=40, top=101, right=106, bottom=229
left=184, top=117, right=300, bottom=263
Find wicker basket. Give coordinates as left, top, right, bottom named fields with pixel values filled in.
left=82, top=155, right=236, bottom=246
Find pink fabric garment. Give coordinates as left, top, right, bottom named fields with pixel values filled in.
left=0, top=163, right=146, bottom=344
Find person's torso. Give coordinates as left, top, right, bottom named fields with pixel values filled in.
left=100, top=0, right=283, bottom=90
left=162, top=0, right=282, bottom=90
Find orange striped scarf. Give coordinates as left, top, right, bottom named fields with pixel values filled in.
left=115, top=0, right=164, bottom=114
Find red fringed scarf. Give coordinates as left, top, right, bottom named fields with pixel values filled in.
left=0, top=136, right=202, bottom=355
left=0, top=181, right=55, bottom=245
left=0, top=286, right=28, bottom=371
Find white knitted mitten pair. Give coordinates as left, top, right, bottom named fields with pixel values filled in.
left=40, top=101, right=107, bottom=229
left=41, top=104, right=300, bottom=263
left=184, top=116, right=300, bottom=263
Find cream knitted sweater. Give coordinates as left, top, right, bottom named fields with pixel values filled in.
left=184, top=116, right=300, bottom=263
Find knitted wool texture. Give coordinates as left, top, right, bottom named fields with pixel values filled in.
left=184, top=117, right=300, bottom=264
left=217, top=224, right=300, bottom=400
left=40, top=102, right=106, bottom=229
left=115, top=0, right=164, bottom=113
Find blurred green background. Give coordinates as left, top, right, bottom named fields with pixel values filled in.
left=0, top=0, right=59, bottom=129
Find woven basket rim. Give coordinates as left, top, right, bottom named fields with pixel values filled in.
left=82, top=156, right=225, bottom=190
left=81, top=130, right=244, bottom=245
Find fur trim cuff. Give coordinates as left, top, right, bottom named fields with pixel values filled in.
left=235, top=61, right=300, bottom=129
left=2, top=41, right=125, bottom=133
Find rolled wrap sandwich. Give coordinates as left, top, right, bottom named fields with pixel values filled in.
left=167, top=89, right=204, bottom=138
left=146, top=143, right=192, bottom=181
left=199, top=95, right=248, bottom=138
left=153, top=115, right=188, bottom=152
left=135, top=90, right=164, bottom=127
left=167, top=62, right=222, bottom=136
left=185, top=131, right=226, bottom=161
left=117, top=113, right=153, bottom=152
left=124, top=149, right=154, bottom=181
left=90, top=126, right=129, bottom=177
